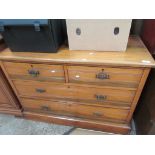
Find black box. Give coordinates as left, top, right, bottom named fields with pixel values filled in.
left=0, top=19, right=66, bottom=52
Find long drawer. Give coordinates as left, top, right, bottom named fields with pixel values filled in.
left=13, top=80, right=135, bottom=106
left=67, top=66, right=143, bottom=88
left=3, top=62, right=65, bottom=82
left=21, top=98, right=129, bottom=122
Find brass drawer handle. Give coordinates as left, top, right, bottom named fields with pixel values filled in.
left=36, top=88, right=46, bottom=93
left=96, top=72, right=110, bottom=80
left=28, top=69, right=40, bottom=77
left=41, top=106, right=50, bottom=111
left=95, top=94, right=107, bottom=101
left=93, top=112, right=103, bottom=117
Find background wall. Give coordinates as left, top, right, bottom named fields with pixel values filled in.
left=130, top=19, right=144, bottom=35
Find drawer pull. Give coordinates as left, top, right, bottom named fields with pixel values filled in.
left=96, top=72, right=110, bottom=80
left=93, top=112, right=103, bottom=117
left=28, top=69, right=40, bottom=77
left=95, top=94, right=107, bottom=101
left=36, top=88, right=46, bottom=93
left=41, top=106, right=50, bottom=111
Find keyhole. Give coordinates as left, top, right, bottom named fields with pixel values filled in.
left=114, top=27, right=119, bottom=35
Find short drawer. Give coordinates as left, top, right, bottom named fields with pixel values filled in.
left=13, top=80, right=135, bottom=106
left=67, top=66, right=143, bottom=88
left=13, top=80, right=73, bottom=100
left=3, top=62, right=65, bottom=82
left=21, top=98, right=129, bottom=122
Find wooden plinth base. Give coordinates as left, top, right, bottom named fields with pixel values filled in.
left=23, top=111, right=130, bottom=134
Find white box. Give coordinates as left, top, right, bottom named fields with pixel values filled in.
left=66, top=19, right=132, bottom=51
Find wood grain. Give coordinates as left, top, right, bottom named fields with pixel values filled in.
left=0, top=36, right=155, bottom=68
left=68, top=65, right=143, bottom=88
left=21, top=98, right=129, bottom=122
left=0, top=67, right=22, bottom=115
left=126, top=68, right=150, bottom=122
left=23, top=111, right=130, bottom=134
left=3, top=62, right=65, bottom=82
left=13, top=80, right=136, bottom=104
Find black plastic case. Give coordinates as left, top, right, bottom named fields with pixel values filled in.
left=0, top=19, right=66, bottom=52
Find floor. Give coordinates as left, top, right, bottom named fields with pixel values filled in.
left=0, top=114, right=136, bottom=135
left=68, top=128, right=114, bottom=135
left=0, top=114, right=72, bottom=135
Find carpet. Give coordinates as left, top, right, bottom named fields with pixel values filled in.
left=0, top=114, right=73, bottom=135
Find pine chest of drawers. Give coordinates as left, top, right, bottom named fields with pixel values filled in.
left=0, top=67, right=21, bottom=116
left=0, top=36, right=155, bottom=134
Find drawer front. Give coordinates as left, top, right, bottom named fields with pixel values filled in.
left=69, top=86, right=135, bottom=104
left=13, top=80, right=135, bottom=105
left=21, top=98, right=129, bottom=122
left=3, top=62, right=65, bottom=82
left=68, top=66, right=143, bottom=88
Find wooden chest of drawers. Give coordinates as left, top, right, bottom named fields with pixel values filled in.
left=0, top=36, right=155, bottom=134
left=0, top=67, right=21, bottom=115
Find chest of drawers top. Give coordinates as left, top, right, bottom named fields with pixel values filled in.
left=0, top=36, right=155, bottom=68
